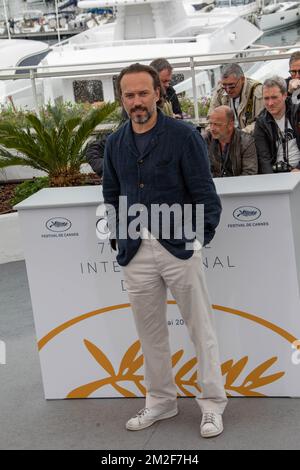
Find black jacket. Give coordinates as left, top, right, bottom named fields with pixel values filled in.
left=85, top=136, right=107, bottom=177
left=85, top=112, right=128, bottom=177
left=166, top=85, right=182, bottom=117
left=254, top=99, right=300, bottom=173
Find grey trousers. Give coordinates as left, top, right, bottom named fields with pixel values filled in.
left=123, top=237, right=228, bottom=415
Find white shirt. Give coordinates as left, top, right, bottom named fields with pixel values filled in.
left=275, top=116, right=300, bottom=168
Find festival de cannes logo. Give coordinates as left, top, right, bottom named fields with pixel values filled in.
left=46, top=217, right=72, bottom=232
left=233, top=206, right=261, bottom=222
left=37, top=304, right=299, bottom=398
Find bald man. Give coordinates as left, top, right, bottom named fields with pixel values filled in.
left=206, top=105, right=258, bottom=177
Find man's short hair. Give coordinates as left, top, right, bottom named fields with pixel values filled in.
left=289, top=51, right=300, bottom=68
left=263, top=76, right=287, bottom=95
left=210, top=105, right=234, bottom=123
left=221, top=63, right=244, bottom=79
left=224, top=107, right=235, bottom=123
left=149, top=58, right=173, bottom=73
left=116, top=62, right=163, bottom=107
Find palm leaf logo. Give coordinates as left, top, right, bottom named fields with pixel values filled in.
left=222, top=356, right=285, bottom=397
left=67, top=341, right=285, bottom=398
left=67, top=340, right=145, bottom=398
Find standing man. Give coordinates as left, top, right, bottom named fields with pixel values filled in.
left=103, top=63, right=227, bottom=438
left=207, top=105, right=258, bottom=177
left=150, top=58, right=183, bottom=118
left=254, top=76, right=300, bottom=174
left=208, top=63, right=263, bottom=133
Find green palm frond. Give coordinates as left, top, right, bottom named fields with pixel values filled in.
left=0, top=148, right=46, bottom=172
left=69, top=103, right=117, bottom=160
left=25, top=114, right=56, bottom=156
left=0, top=124, right=46, bottom=165
left=0, top=125, right=56, bottom=173
left=0, top=101, right=119, bottom=186
left=56, top=115, right=83, bottom=167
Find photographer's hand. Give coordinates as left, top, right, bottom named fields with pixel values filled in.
left=288, top=79, right=300, bottom=94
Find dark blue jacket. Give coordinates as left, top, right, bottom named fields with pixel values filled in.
left=103, top=110, right=222, bottom=266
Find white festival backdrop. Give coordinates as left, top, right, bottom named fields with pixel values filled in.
left=17, top=184, right=300, bottom=399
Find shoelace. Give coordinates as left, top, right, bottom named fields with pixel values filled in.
left=202, top=413, right=217, bottom=426
left=136, top=408, right=150, bottom=418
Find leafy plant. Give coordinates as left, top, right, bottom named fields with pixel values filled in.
left=179, top=96, right=211, bottom=118
left=0, top=101, right=118, bottom=187
left=0, top=104, right=30, bottom=127
left=0, top=101, right=122, bottom=126
left=10, top=177, right=49, bottom=206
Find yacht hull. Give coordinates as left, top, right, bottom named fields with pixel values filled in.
left=255, top=4, right=300, bottom=32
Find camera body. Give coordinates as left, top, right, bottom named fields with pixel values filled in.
left=272, top=161, right=293, bottom=173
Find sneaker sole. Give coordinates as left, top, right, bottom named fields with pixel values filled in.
left=126, top=409, right=178, bottom=431
left=201, top=425, right=224, bottom=438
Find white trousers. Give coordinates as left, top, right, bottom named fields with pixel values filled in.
left=123, top=237, right=228, bottom=415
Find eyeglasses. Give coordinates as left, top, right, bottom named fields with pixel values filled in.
left=289, top=69, right=300, bottom=76
left=221, top=77, right=241, bottom=91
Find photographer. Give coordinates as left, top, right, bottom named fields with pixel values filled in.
left=254, top=76, right=300, bottom=174
left=206, top=106, right=257, bottom=177
left=208, top=63, right=263, bottom=134
left=150, top=58, right=183, bottom=119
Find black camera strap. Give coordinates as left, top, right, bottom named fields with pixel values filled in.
left=220, top=143, right=231, bottom=177
left=276, top=116, right=289, bottom=164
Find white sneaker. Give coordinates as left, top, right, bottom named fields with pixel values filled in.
left=126, top=406, right=178, bottom=431
left=200, top=412, right=223, bottom=438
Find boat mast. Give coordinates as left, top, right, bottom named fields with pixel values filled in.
left=2, top=0, right=11, bottom=40
left=55, top=0, right=61, bottom=43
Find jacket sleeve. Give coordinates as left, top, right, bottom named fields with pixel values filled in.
left=167, top=86, right=182, bottom=116
left=85, top=136, right=108, bottom=177
left=254, top=84, right=264, bottom=117
left=170, top=91, right=182, bottom=116
left=242, top=84, right=264, bottom=134
left=180, top=130, right=222, bottom=246
left=208, top=85, right=223, bottom=117
left=102, top=137, right=120, bottom=239
left=241, top=135, right=258, bottom=175
left=254, top=120, right=274, bottom=174
left=250, top=84, right=265, bottom=133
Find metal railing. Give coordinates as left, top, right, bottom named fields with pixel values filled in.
left=0, top=43, right=297, bottom=119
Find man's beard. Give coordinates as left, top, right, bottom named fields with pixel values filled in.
left=129, top=105, right=154, bottom=124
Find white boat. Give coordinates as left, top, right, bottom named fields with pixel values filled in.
left=25, top=0, right=51, bottom=3
left=254, top=1, right=300, bottom=31
left=0, top=38, right=50, bottom=108
left=248, top=44, right=300, bottom=85
left=0, top=38, right=51, bottom=182
left=188, top=0, right=259, bottom=18
left=38, top=0, right=262, bottom=104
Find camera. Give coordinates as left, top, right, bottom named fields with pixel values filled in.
left=272, top=161, right=293, bottom=173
